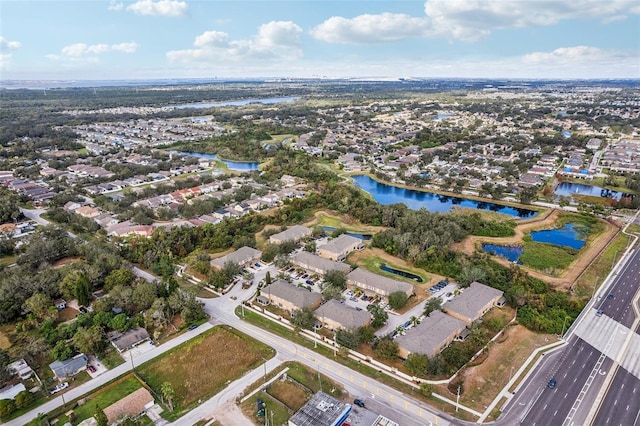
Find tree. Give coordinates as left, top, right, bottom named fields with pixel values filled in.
left=423, top=298, right=443, bottom=317
left=457, top=266, right=487, bottom=287
left=388, top=291, right=409, bottom=310
left=404, top=353, right=429, bottom=377
left=357, top=325, right=375, bottom=344
left=108, top=313, right=129, bottom=332
left=374, top=338, right=398, bottom=360
left=133, top=281, right=158, bottom=310
left=320, top=281, right=343, bottom=300
left=95, top=404, right=108, bottom=426
left=50, top=340, right=73, bottom=361
left=290, top=307, right=315, bottom=330
left=104, top=268, right=135, bottom=291
left=23, top=293, right=53, bottom=321
left=160, top=381, right=175, bottom=411
left=0, top=349, right=11, bottom=387
left=367, top=304, right=388, bottom=328
left=324, top=270, right=346, bottom=289
left=265, top=271, right=272, bottom=285
left=335, top=328, right=360, bottom=349
left=0, top=399, right=16, bottom=419
left=14, top=390, right=33, bottom=409
left=74, top=274, right=92, bottom=307
left=518, top=187, right=537, bottom=204
left=74, top=326, right=105, bottom=355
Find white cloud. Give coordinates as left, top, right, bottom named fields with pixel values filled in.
left=108, top=1, right=124, bottom=12
left=126, top=0, right=188, bottom=17
left=0, top=36, right=21, bottom=51
left=423, top=0, right=640, bottom=41
left=52, top=42, right=139, bottom=59
left=311, top=0, right=639, bottom=44
left=167, top=21, right=303, bottom=65
left=522, top=45, right=617, bottom=65
left=0, top=36, right=21, bottom=70
left=310, top=13, right=429, bottom=44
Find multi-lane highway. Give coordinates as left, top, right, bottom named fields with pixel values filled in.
left=508, top=244, right=640, bottom=426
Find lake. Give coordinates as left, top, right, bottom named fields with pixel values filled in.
left=176, top=151, right=260, bottom=171
left=482, top=244, right=523, bottom=263
left=352, top=175, right=537, bottom=218
left=172, top=96, right=297, bottom=109
left=530, top=223, right=586, bottom=250
left=554, top=182, right=624, bottom=200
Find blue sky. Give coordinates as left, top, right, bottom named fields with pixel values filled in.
left=1, top=0, right=639, bottom=80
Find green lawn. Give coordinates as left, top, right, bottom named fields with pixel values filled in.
left=136, top=325, right=274, bottom=419
left=357, top=255, right=428, bottom=284
left=241, top=391, right=290, bottom=426
left=99, top=348, right=126, bottom=369
left=70, top=376, right=144, bottom=424
left=519, top=241, right=578, bottom=275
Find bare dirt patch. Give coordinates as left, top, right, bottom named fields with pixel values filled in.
left=56, top=307, right=80, bottom=322
left=51, top=257, right=82, bottom=269
left=0, top=327, right=11, bottom=350
left=458, top=324, right=558, bottom=412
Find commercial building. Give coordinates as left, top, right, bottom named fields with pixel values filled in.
left=288, top=391, right=351, bottom=426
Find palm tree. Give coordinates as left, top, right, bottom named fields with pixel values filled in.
left=160, top=382, right=175, bottom=411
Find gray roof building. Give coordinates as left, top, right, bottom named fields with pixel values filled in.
left=292, top=251, right=351, bottom=276
left=288, top=391, right=351, bottom=426
left=269, top=225, right=312, bottom=244
left=211, top=246, right=262, bottom=269
left=396, top=311, right=466, bottom=358
left=317, top=234, right=364, bottom=261
left=314, top=299, right=371, bottom=331
left=346, top=268, right=414, bottom=298
left=443, top=281, right=504, bottom=324
left=108, top=327, right=151, bottom=352
left=262, top=280, right=323, bottom=311
left=49, top=353, right=89, bottom=380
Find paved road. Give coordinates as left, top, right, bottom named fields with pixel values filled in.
left=502, top=246, right=640, bottom=426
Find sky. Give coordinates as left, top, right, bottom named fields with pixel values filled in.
left=1, top=0, right=639, bottom=81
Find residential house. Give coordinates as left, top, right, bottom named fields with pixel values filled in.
left=396, top=311, right=467, bottom=358
left=346, top=268, right=414, bottom=300
left=269, top=225, right=312, bottom=244
left=443, top=281, right=504, bottom=324
left=211, top=246, right=262, bottom=270
left=7, top=359, right=34, bottom=380
left=314, top=300, right=371, bottom=331
left=317, top=234, right=364, bottom=261
left=49, top=354, right=88, bottom=380
left=53, top=299, right=67, bottom=310
left=259, top=280, right=322, bottom=312
left=108, top=327, right=151, bottom=353
left=291, top=252, right=351, bottom=277
left=103, top=388, right=154, bottom=424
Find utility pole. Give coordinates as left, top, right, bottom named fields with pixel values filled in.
left=592, top=275, right=599, bottom=299
left=130, top=352, right=135, bottom=371
left=456, top=385, right=460, bottom=413
left=314, top=327, right=317, bottom=349
left=561, top=316, right=568, bottom=338
left=317, top=364, right=322, bottom=391
left=333, top=329, right=337, bottom=358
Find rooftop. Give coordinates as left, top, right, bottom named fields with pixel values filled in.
left=292, top=251, right=352, bottom=274
left=318, top=234, right=363, bottom=255
left=444, top=281, right=504, bottom=321
left=346, top=268, right=413, bottom=295
left=270, top=225, right=312, bottom=242
left=263, top=280, right=322, bottom=309
left=211, top=246, right=262, bottom=269
left=314, top=299, right=371, bottom=330
left=395, top=311, right=466, bottom=356
left=288, top=391, right=351, bottom=426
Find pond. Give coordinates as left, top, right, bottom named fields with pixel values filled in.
left=171, top=96, right=298, bottom=109
left=320, top=226, right=372, bottom=240
left=352, top=175, right=537, bottom=218
left=380, top=263, right=424, bottom=282
left=482, top=244, right=523, bottom=264
left=530, top=223, right=586, bottom=250
left=554, top=182, right=626, bottom=200
left=176, top=151, right=260, bottom=171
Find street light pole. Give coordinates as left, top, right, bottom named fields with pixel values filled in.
left=333, top=329, right=337, bottom=358
left=561, top=316, right=568, bottom=338
left=261, top=357, right=267, bottom=386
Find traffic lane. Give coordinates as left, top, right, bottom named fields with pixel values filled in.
left=593, top=367, right=640, bottom=426
left=597, top=252, right=640, bottom=328
left=520, top=339, right=601, bottom=426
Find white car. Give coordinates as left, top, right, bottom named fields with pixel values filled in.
left=51, top=382, right=69, bottom=394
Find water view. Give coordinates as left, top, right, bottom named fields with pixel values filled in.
left=320, top=226, right=372, bottom=240
left=352, top=175, right=537, bottom=218
left=380, top=263, right=424, bottom=282
left=554, top=182, right=624, bottom=200
left=172, top=96, right=297, bottom=109
left=482, top=244, right=523, bottom=263
left=530, top=223, right=586, bottom=250
left=176, top=151, right=260, bottom=171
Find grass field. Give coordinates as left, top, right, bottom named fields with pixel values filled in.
left=0, top=326, right=11, bottom=349
left=351, top=251, right=428, bottom=284
left=241, top=391, right=290, bottom=426
left=574, top=232, right=632, bottom=298
left=137, top=325, right=274, bottom=417
left=267, top=380, right=309, bottom=411
left=519, top=241, right=578, bottom=275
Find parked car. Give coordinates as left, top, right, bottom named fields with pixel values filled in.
left=51, top=382, right=69, bottom=394
left=87, top=365, right=96, bottom=373
left=596, top=309, right=603, bottom=317
left=353, top=398, right=365, bottom=408
left=188, top=324, right=198, bottom=331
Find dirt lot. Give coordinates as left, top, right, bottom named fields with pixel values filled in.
left=454, top=318, right=558, bottom=412
left=137, top=326, right=274, bottom=410
left=267, top=380, right=309, bottom=411
left=453, top=209, right=620, bottom=290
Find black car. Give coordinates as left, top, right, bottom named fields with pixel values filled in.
left=353, top=399, right=365, bottom=408
left=548, top=378, right=557, bottom=389
left=188, top=324, right=198, bottom=331
left=607, top=293, right=614, bottom=300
